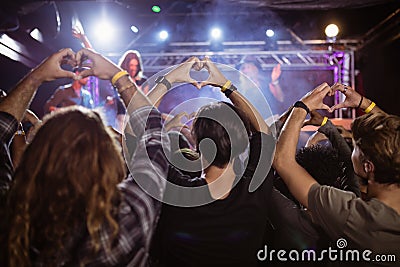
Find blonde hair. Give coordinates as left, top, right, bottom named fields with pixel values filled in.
left=7, top=106, right=126, bottom=266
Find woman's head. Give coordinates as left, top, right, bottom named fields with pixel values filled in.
left=118, top=50, right=144, bottom=79
left=8, top=106, right=126, bottom=266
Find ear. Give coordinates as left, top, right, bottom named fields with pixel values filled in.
left=363, top=160, right=374, bottom=173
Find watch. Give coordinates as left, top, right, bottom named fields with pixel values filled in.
left=155, top=76, right=172, bottom=90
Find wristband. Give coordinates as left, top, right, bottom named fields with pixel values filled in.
left=221, top=80, right=232, bottom=92
left=111, top=70, right=129, bottom=86
left=224, top=83, right=237, bottom=98
left=321, top=116, right=328, bottom=126
left=364, top=101, right=376, bottom=114
left=155, top=76, right=172, bottom=90
left=293, top=101, right=310, bottom=114
left=15, top=130, right=25, bottom=136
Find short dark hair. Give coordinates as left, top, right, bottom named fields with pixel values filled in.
left=192, top=102, right=250, bottom=168
left=296, top=145, right=343, bottom=187
left=352, top=112, right=400, bottom=185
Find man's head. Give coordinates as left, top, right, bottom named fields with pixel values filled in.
left=192, top=102, right=250, bottom=168
left=351, top=112, right=400, bottom=185
left=118, top=50, right=143, bottom=79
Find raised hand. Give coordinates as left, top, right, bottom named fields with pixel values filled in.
left=330, top=83, right=362, bottom=112
left=165, top=56, right=201, bottom=88
left=31, top=48, right=78, bottom=82
left=164, top=112, right=190, bottom=132
left=301, top=82, right=332, bottom=112
left=271, top=63, right=281, bottom=83
left=75, top=48, right=120, bottom=80
left=199, top=56, right=228, bottom=88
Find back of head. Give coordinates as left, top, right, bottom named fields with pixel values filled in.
left=352, top=112, right=400, bottom=185
left=8, top=106, right=126, bottom=266
left=296, top=145, right=343, bottom=187
left=192, top=101, right=250, bottom=168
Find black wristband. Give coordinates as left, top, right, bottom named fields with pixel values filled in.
left=155, top=75, right=172, bottom=90
left=293, top=101, right=310, bottom=114
left=224, top=84, right=237, bottom=98
left=357, top=96, right=363, bottom=109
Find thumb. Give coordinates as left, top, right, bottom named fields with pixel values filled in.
left=77, top=69, right=93, bottom=80
left=59, top=69, right=77, bottom=80
left=329, top=102, right=346, bottom=112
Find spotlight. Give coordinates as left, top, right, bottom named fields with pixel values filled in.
left=159, top=30, right=169, bottom=41
left=94, top=20, right=115, bottom=44
left=131, top=25, right=139, bottom=33
left=152, top=5, right=161, bottom=13
left=265, top=29, right=274, bottom=38
left=325, top=24, right=339, bottom=38
left=210, top=28, right=222, bottom=40
left=30, top=28, right=43, bottom=42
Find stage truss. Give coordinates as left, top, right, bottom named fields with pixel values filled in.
left=140, top=49, right=355, bottom=118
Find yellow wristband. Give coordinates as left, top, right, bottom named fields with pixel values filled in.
left=321, top=116, right=328, bottom=126
left=111, top=70, right=129, bottom=86
left=364, top=102, right=376, bottom=114
left=117, top=83, right=135, bottom=94
left=221, top=80, right=232, bottom=92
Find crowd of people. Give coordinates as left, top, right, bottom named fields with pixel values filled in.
left=0, top=46, right=398, bottom=267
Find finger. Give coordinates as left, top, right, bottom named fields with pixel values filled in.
left=315, top=82, right=329, bottom=92
left=58, top=69, right=77, bottom=80
left=76, top=69, right=93, bottom=80
left=329, top=103, right=346, bottom=112
left=320, top=103, right=331, bottom=111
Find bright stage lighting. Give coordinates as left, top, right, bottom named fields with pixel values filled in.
left=210, top=28, right=222, bottom=40
left=325, top=24, right=339, bottom=38
left=131, top=25, right=139, bottom=33
left=159, top=30, right=169, bottom=41
left=152, top=5, right=161, bottom=13
left=265, top=29, right=275, bottom=38
left=94, top=21, right=115, bottom=43
left=30, top=28, right=43, bottom=42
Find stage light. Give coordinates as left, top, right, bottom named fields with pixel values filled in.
left=30, top=28, right=43, bottom=42
left=325, top=24, right=339, bottom=38
left=152, top=5, right=161, bottom=13
left=265, top=29, right=275, bottom=38
left=159, top=30, right=169, bottom=41
left=131, top=25, right=139, bottom=33
left=210, top=28, right=222, bottom=40
left=94, top=21, right=115, bottom=43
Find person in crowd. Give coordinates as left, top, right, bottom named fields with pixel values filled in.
left=44, top=66, right=94, bottom=114
left=237, top=58, right=285, bottom=118
left=73, top=26, right=127, bottom=132
left=118, top=49, right=149, bottom=93
left=151, top=57, right=276, bottom=266
left=1, top=47, right=182, bottom=266
left=273, top=83, right=400, bottom=266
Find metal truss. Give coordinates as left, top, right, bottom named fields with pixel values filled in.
left=140, top=49, right=355, bottom=118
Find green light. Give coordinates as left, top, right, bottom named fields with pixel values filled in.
left=152, top=5, right=161, bottom=13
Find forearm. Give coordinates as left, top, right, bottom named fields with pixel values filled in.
left=269, top=83, right=284, bottom=103
left=273, top=107, right=317, bottom=207
left=318, top=121, right=351, bottom=160
left=359, top=96, right=384, bottom=114
left=0, top=72, right=42, bottom=122
left=115, top=75, right=152, bottom=113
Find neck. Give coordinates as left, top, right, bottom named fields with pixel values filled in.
left=370, top=182, right=400, bottom=215
left=205, top=163, right=235, bottom=200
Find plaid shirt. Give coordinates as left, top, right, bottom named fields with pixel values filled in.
left=68, top=107, right=169, bottom=267
left=0, top=111, right=18, bottom=199
left=0, top=107, right=169, bottom=267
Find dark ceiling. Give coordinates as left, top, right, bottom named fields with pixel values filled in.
left=1, top=0, right=398, bottom=57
